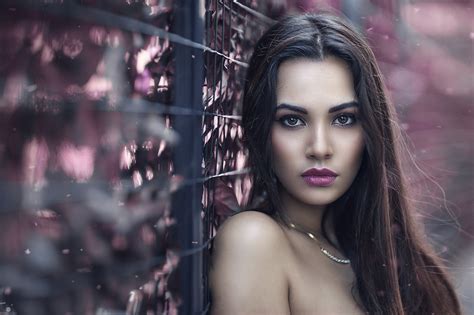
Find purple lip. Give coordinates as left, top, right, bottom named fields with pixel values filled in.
left=301, top=168, right=338, bottom=177
left=301, top=168, right=338, bottom=187
left=302, top=175, right=337, bottom=187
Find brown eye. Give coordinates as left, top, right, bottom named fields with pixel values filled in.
left=286, top=117, right=299, bottom=125
left=338, top=115, right=349, bottom=124
left=279, top=115, right=304, bottom=128
left=333, top=113, right=356, bottom=126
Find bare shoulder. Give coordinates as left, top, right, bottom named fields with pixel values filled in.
left=209, top=210, right=291, bottom=315
left=211, top=210, right=290, bottom=268
left=213, top=210, right=288, bottom=249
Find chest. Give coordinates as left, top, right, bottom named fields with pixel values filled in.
left=284, top=234, right=366, bottom=314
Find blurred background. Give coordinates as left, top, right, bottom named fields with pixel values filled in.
left=0, top=0, right=472, bottom=314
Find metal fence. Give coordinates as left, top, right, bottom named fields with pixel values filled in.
left=201, top=1, right=273, bottom=313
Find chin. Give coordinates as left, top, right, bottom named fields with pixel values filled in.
left=293, top=190, right=343, bottom=207
left=303, top=196, right=340, bottom=207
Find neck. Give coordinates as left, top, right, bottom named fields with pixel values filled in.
left=275, top=187, right=342, bottom=249
left=277, top=188, right=327, bottom=234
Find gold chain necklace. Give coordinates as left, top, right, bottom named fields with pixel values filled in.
left=276, top=211, right=351, bottom=265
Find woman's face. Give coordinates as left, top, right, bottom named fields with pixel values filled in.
left=271, top=56, right=365, bottom=206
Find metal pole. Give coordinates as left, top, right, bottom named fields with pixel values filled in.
left=172, top=0, right=205, bottom=314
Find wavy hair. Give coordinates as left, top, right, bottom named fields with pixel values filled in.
left=241, top=13, right=461, bottom=314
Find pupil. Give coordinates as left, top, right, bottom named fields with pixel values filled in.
left=339, top=116, right=348, bottom=123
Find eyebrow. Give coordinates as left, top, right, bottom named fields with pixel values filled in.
left=275, top=101, right=359, bottom=114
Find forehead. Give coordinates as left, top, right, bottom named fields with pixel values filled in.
left=276, top=57, right=356, bottom=110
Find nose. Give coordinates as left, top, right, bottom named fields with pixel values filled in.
left=305, top=124, right=333, bottom=160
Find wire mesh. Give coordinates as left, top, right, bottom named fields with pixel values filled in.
left=201, top=1, right=274, bottom=312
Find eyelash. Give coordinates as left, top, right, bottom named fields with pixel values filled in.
left=278, top=113, right=357, bottom=128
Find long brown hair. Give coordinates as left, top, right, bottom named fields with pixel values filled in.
left=241, top=13, right=462, bottom=314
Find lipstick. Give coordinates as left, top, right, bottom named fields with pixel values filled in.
left=301, top=168, right=338, bottom=187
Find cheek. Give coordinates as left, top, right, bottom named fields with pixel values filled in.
left=332, top=127, right=364, bottom=161
left=271, top=129, right=299, bottom=171
left=345, top=133, right=365, bottom=167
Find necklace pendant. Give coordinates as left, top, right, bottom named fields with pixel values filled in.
left=320, top=247, right=350, bottom=264
left=277, top=212, right=350, bottom=265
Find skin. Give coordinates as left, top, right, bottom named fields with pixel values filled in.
left=272, top=56, right=365, bottom=237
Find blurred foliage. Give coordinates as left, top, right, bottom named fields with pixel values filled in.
left=0, top=0, right=180, bottom=314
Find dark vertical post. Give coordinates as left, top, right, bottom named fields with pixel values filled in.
left=172, top=0, right=205, bottom=314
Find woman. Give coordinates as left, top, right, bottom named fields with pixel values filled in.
left=209, top=13, right=462, bottom=314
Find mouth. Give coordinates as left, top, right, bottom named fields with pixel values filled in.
left=301, top=168, right=338, bottom=187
